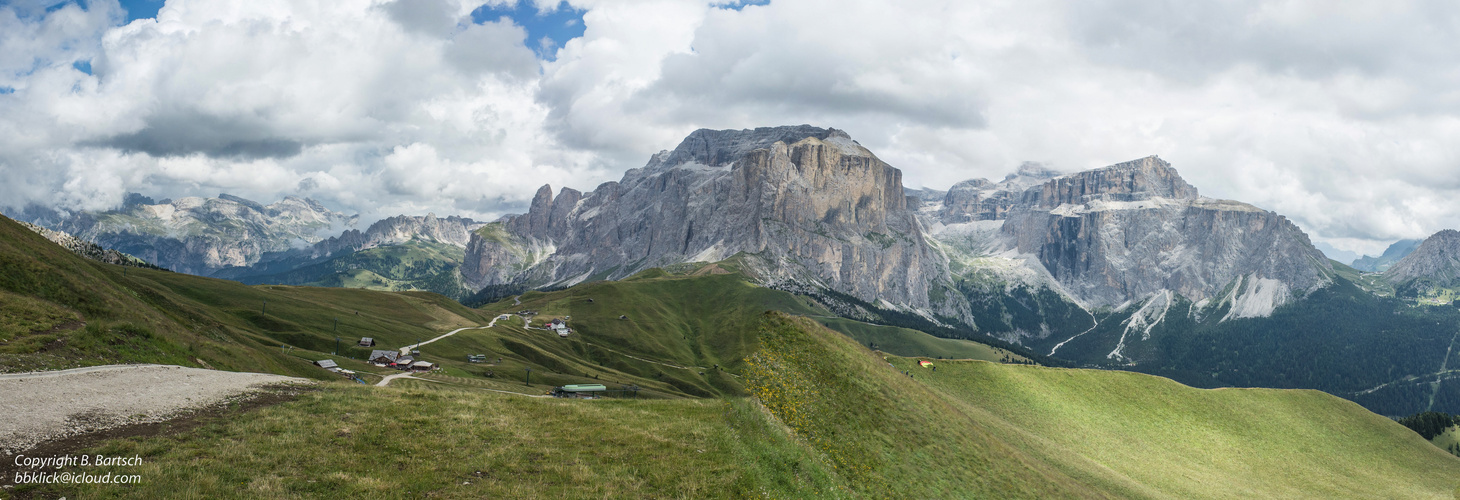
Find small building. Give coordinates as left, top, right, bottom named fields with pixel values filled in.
left=410, top=361, right=435, bottom=372
left=358, top=337, right=376, bottom=347
left=395, top=356, right=415, bottom=369
left=551, top=319, right=570, bottom=337
left=368, top=350, right=399, bottom=366
left=467, top=354, right=488, bottom=363
left=314, top=359, right=340, bottom=370
left=552, top=384, right=607, bottom=398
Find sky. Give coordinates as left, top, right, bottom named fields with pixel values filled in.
left=1, top=0, right=1458, bottom=256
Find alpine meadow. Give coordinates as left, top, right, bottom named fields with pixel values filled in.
left=5, top=0, right=1460, bottom=498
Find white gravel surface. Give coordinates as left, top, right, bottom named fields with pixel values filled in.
left=0, top=364, right=309, bottom=454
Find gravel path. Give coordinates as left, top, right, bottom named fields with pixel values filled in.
left=0, top=364, right=309, bottom=454
left=398, top=324, right=491, bottom=355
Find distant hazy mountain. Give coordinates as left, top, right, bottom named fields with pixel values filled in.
left=1351, top=239, right=1422, bottom=272
left=218, top=213, right=484, bottom=300
left=1312, top=241, right=1360, bottom=265
left=14, top=194, right=358, bottom=275
left=1385, top=230, right=1460, bottom=298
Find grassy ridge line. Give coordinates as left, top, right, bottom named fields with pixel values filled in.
left=813, top=315, right=1029, bottom=363
left=452, top=268, right=1032, bottom=399
left=746, top=313, right=1115, bottom=498
left=906, top=357, right=1460, bottom=498
left=747, top=312, right=1460, bottom=498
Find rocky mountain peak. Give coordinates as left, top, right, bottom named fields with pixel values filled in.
left=1020, top=155, right=1198, bottom=209
left=654, top=125, right=848, bottom=169
left=462, top=124, right=950, bottom=316
left=1385, top=229, right=1460, bottom=284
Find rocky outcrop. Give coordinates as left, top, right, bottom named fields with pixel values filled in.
left=1385, top=230, right=1460, bottom=286
left=16, top=220, right=164, bottom=270
left=27, top=195, right=358, bottom=275
left=461, top=126, right=960, bottom=316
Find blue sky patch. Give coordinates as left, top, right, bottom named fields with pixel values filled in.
left=72, top=59, right=92, bottom=75
left=471, top=1, right=586, bottom=59
left=0, top=87, right=14, bottom=95
left=117, top=0, right=163, bottom=23
left=718, top=0, right=770, bottom=11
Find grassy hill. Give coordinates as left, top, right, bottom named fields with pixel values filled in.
left=0, top=214, right=493, bottom=377
left=26, top=311, right=1460, bottom=498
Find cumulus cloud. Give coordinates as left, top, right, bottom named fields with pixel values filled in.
left=1, top=0, right=1459, bottom=256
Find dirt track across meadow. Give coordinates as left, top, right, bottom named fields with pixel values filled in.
left=0, top=364, right=309, bottom=454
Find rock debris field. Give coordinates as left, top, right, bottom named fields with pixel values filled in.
left=0, top=364, right=309, bottom=454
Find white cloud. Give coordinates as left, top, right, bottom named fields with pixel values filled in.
left=2, top=0, right=1459, bottom=256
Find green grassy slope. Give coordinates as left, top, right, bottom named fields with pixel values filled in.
left=814, top=315, right=1029, bottom=362
left=368, top=265, right=1050, bottom=399
left=914, top=358, right=1460, bottom=498
left=0, top=214, right=492, bottom=377
left=749, top=313, right=1460, bottom=498
left=27, top=383, right=847, bottom=499
left=38, top=312, right=1460, bottom=499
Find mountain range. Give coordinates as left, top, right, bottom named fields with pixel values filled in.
left=17, top=124, right=1460, bottom=416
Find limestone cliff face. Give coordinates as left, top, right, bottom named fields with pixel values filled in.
left=1016, top=156, right=1199, bottom=208
left=461, top=126, right=957, bottom=315
left=997, top=157, right=1330, bottom=308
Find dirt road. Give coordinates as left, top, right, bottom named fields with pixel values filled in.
left=0, top=364, right=308, bottom=454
